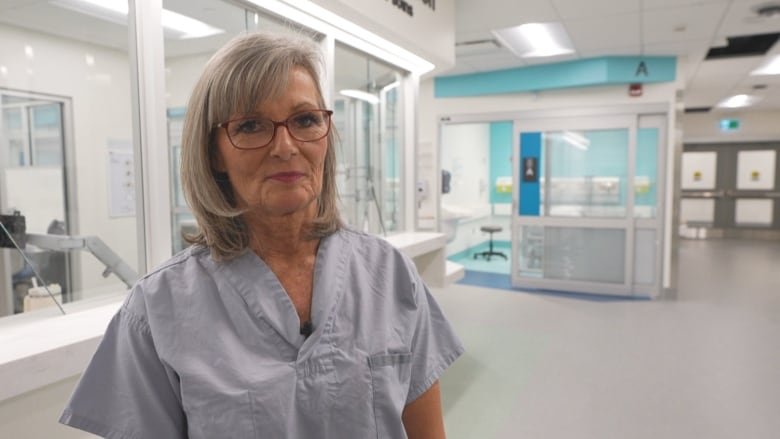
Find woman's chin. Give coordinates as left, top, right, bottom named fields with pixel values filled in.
left=255, top=196, right=315, bottom=218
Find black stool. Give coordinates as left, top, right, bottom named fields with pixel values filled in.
left=474, top=225, right=507, bottom=261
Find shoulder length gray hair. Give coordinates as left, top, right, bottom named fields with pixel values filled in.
left=180, top=32, right=342, bottom=261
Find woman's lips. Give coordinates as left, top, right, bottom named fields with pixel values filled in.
left=268, top=172, right=305, bottom=183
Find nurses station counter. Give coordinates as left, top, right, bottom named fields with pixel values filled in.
left=0, top=231, right=460, bottom=402
left=383, top=232, right=464, bottom=288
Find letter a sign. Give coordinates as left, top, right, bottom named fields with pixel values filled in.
left=636, top=61, right=649, bottom=77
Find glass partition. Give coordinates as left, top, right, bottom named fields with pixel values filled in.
left=334, top=43, right=405, bottom=235
left=0, top=1, right=139, bottom=317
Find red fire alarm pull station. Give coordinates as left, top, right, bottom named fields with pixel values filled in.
left=629, top=83, right=643, bottom=97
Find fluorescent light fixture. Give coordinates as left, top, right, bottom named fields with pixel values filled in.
left=751, top=54, right=780, bottom=75
left=161, top=9, right=223, bottom=39
left=716, top=94, right=762, bottom=108
left=339, top=89, right=380, bottom=104
left=561, top=131, right=590, bottom=150
left=381, top=81, right=400, bottom=93
left=248, top=0, right=435, bottom=75
left=49, top=0, right=224, bottom=39
left=492, top=22, right=575, bottom=58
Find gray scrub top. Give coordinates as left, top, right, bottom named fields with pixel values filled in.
left=60, top=228, right=464, bottom=439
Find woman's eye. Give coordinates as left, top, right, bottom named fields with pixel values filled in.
left=292, top=112, right=321, bottom=128
left=235, top=118, right=267, bottom=134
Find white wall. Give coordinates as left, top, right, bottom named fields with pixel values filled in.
left=683, top=110, right=780, bottom=143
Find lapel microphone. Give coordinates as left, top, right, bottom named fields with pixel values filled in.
left=300, top=321, right=313, bottom=338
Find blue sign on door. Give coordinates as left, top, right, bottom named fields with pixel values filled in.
left=519, top=132, right=541, bottom=216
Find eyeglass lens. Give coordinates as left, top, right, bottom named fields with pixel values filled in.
left=227, top=110, right=330, bottom=149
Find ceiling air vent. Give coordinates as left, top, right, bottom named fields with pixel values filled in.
left=684, top=107, right=712, bottom=113
left=755, top=3, right=780, bottom=18
left=705, top=32, right=780, bottom=60
left=455, top=38, right=501, bottom=56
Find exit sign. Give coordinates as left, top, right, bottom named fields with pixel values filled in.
left=720, top=119, right=740, bottom=132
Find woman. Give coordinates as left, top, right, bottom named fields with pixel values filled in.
left=60, top=32, right=463, bottom=438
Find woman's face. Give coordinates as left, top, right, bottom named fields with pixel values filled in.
left=213, top=67, right=328, bottom=219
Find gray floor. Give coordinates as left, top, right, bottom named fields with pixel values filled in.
left=434, top=238, right=780, bottom=439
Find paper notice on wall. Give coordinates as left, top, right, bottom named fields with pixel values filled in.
left=108, top=150, right=135, bottom=217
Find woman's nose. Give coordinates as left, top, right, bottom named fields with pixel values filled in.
left=268, top=124, right=298, bottom=159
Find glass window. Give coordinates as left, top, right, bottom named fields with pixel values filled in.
left=0, top=1, right=139, bottom=317
left=544, top=129, right=629, bottom=218
left=334, top=43, right=406, bottom=235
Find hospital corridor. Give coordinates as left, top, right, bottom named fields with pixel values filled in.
left=1, top=0, right=780, bottom=438
left=436, top=238, right=780, bottom=439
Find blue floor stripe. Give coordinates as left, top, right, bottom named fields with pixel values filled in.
left=456, top=270, right=650, bottom=302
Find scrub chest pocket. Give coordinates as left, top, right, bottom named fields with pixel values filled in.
left=369, top=352, right=413, bottom=439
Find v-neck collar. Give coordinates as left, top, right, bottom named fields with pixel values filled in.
left=216, top=229, right=352, bottom=353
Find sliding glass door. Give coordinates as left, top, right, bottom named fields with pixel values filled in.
left=513, top=113, right=666, bottom=297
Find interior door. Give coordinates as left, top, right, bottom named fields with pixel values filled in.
left=681, top=142, right=780, bottom=232
left=512, top=113, right=665, bottom=297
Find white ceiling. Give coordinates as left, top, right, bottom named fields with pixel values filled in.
left=0, top=0, right=396, bottom=94
left=2, top=0, right=779, bottom=111
left=451, top=0, right=780, bottom=111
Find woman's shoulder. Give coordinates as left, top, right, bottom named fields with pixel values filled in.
left=338, top=227, right=408, bottom=260
left=337, top=227, right=417, bottom=279
left=140, top=244, right=211, bottom=284
left=123, top=245, right=213, bottom=314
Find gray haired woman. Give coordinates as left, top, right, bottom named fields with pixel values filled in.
left=60, top=32, right=463, bottom=439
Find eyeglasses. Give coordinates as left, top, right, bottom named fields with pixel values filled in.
left=216, top=109, right=333, bottom=150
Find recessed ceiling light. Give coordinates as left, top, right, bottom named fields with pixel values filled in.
left=751, top=54, right=780, bottom=75
left=492, top=22, right=575, bottom=58
left=716, top=94, right=762, bottom=108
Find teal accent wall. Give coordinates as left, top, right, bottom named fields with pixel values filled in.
left=435, top=56, right=676, bottom=98
left=490, top=121, right=513, bottom=204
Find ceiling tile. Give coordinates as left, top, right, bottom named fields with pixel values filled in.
left=455, top=0, right=559, bottom=34
left=578, top=46, right=641, bottom=58
left=454, top=52, right=528, bottom=72
left=642, top=0, right=729, bottom=9
left=564, top=13, right=641, bottom=53
left=552, top=0, right=640, bottom=19
left=642, top=3, right=729, bottom=45
left=717, top=1, right=780, bottom=39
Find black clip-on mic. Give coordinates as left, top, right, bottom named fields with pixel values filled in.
left=300, top=321, right=313, bottom=338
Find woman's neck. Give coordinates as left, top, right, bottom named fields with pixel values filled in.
left=244, top=205, right=320, bottom=260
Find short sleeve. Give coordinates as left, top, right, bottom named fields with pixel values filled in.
left=59, top=297, right=186, bottom=439
left=405, top=269, right=465, bottom=404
